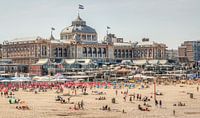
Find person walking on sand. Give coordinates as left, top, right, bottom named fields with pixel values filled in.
left=155, top=99, right=158, bottom=106
left=115, top=90, right=118, bottom=96
left=129, top=96, right=132, bottom=102
left=123, top=96, right=126, bottom=102
left=159, top=100, right=162, bottom=108
left=173, top=109, right=176, bottom=116
left=78, top=102, right=81, bottom=109
left=75, top=89, right=77, bottom=95
left=197, top=86, right=199, bottom=92
left=81, top=100, right=84, bottom=109
left=68, top=97, right=70, bottom=103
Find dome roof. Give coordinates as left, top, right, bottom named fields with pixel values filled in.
left=60, top=15, right=96, bottom=34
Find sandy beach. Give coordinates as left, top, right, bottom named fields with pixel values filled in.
left=0, top=83, right=200, bottom=118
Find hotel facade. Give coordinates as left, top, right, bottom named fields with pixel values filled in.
left=1, top=14, right=167, bottom=75
left=178, top=41, right=200, bottom=63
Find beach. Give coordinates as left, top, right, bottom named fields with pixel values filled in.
left=0, top=83, right=200, bottom=118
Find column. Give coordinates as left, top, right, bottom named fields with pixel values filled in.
left=86, top=47, right=88, bottom=58
left=147, top=48, right=149, bottom=59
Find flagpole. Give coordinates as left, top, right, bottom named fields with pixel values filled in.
left=78, top=7, right=80, bottom=17
left=106, top=29, right=108, bottom=36
left=154, top=78, right=156, bottom=100
left=50, top=28, right=53, bottom=40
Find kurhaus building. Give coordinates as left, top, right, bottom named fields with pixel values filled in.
left=2, top=14, right=167, bottom=67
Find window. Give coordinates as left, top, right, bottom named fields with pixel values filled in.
left=83, top=47, right=87, bottom=57
left=129, top=50, right=132, bottom=58
left=82, top=35, right=86, bottom=40
left=87, top=35, right=91, bottom=40
left=93, top=48, right=97, bottom=57
left=98, top=48, right=102, bottom=57
left=88, top=47, right=92, bottom=57
left=64, top=48, right=68, bottom=57
left=118, top=50, right=121, bottom=58
left=149, top=49, right=152, bottom=57
left=92, top=35, right=96, bottom=41
left=114, top=49, right=117, bottom=57
left=61, top=36, right=63, bottom=40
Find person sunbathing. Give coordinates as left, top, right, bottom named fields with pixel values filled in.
left=138, top=104, right=150, bottom=111
left=145, top=107, right=150, bottom=111
left=138, top=104, right=142, bottom=110
left=16, top=101, right=29, bottom=110
left=178, top=102, right=186, bottom=106
left=73, top=104, right=79, bottom=110
left=108, top=107, right=111, bottom=111
left=61, top=99, right=67, bottom=104
left=55, top=96, right=63, bottom=101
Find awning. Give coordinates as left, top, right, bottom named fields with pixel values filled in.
left=35, top=59, right=49, bottom=65
left=132, top=60, right=147, bottom=65
left=76, top=59, right=92, bottom=65
left=64, top=59, right=92, bottom=65
left=159, top=60, right=168, bottom=65
left=148, top=60, right=158, bottom=65
left=54, top=59, right=64, bottom=64
left=121, top=60, right=133, bottom=64
left=64, top=59, right=75, bottom=64
left=115, top=77, right=128, bottom=80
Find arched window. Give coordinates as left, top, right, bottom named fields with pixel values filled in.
left=102, top=48, right=106, bottom=57
left=141, top=50, right=144, bottom=58
left=64, top=48, right=68, bottom=57
left=55, top=48, right=58, bottom=57
left=88, top=47, right=92, bottom=57
left=93, top=48, right=97, bottom=57
left=44, top=46, right=47, bottom=55
left=144, top=49, right=147, bottom=57
left=137, top=50, right=140, bottom=57
left=125, top=50, right=128, bottom=58
left=129, top=50, right=132, bottom=58
left=158, top=49, right=161, bottom=58
left=149, top=49, right=152, bottom=57
left=122, top=50, right=125, bottom=57
left=98, top=48, right=102, bottom=57
left=59, top=48, right=62, bottom=57
left=118, top=49, right=121, bottom=58
left=114, top=49, right=117, bottom=57
left=83, top=47, right=87, bottom=57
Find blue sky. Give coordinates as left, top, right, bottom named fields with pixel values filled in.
left=0, top=0, right=199, bottom=49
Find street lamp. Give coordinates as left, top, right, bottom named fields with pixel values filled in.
left=94, top=73, right=97, bottom=82
left=153, top=77, right=157, bottom=100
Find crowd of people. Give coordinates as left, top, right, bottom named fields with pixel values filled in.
left=0, top=81, right=199, bottom=117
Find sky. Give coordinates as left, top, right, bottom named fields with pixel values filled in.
left=0, top=0, right=200, bottom=49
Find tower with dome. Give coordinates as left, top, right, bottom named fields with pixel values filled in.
left=60, top=14, right=97, bottom=44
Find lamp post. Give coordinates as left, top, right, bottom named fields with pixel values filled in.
left=154, top=77, right=156, bottom=100
left=94, top=73, right=97, bottom=82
